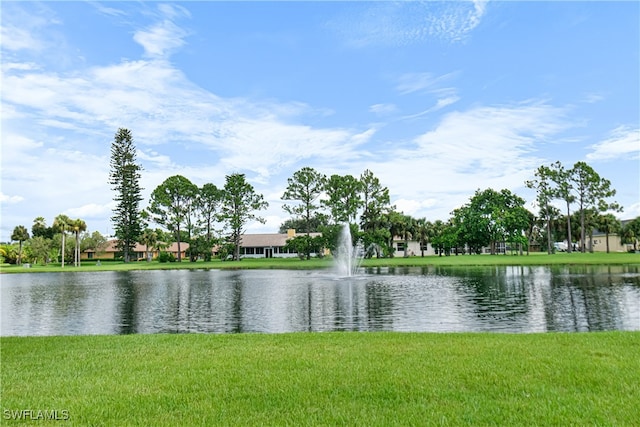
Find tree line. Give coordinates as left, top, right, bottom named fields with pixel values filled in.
left=4, top=128, right=639, bottom=265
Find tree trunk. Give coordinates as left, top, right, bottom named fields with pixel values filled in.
left=580, top=204, right=586, bottom=253
left=566, top=202, right=572, bottom=254
left=606, top=232, right=610, bottom=253
left=545, top=202, right=552, bottom=254
left=75, top=232, right=81, bottom=267
left=61, top=233, right=66, bottom=268
left=176, top=225, right=182, bottom=262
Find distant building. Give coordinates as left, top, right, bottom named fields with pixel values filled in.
left=587, top=232, right=632, bottom=253
left=82, top=240, right=189, bottom=261
left=238, top=229, right=323, bottom=258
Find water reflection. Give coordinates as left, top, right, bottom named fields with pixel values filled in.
left=1, top=266, right=639, bottom=336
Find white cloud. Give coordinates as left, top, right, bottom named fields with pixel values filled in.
left=330, top=1, right=488, bottom=47
left=369, top=103, right=398, bottom=116
left=624, top=202, right=640, bottom=219
left=586, top=126, right=640, bottom=161
left=354, top=101, right=571, bottom=221
left=0, top=193, right=25, bottom=204
left=132, top=3, right=191, bottom=59
left=402, top=96, right=461, bottom=120
left=65, top=203, right=114, bottom=219
left=90, top=3, right=127, bottom=18
left=394, top=198, right=438, bottom=216
left=133, top=20, right=189, bottom=58
left=0, top=24, right=44, bottom=52
left=138, top=149, right=173, bottom=167
left=397, top=72, right=459, bottom=95
left=396, top=72, right=460, bottom=118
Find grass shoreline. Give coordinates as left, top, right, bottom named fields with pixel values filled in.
left=2, top=251, right=639, bottom=274
left=2, top=331, right=639, bottom=425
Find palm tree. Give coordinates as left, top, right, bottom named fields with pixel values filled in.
left=621, top=218, right=640, bottom=252
left=11, top=225, right=30, bottom=265
left=53, top=214, right=72, bottom=268
left=414, top=218, right=433, bottom=257
left=596, top=214, right=621, bottom=253
left=386, top=211, right=405, bottom=258
left=32, top=216, right=47, bottom=238
left=139, top=229, right=158, bottom=262
left=70, top=218, right=87, bottom=267
left=403, top=215, right=417, bottom=257
left=0, top=244, right=18, bottom=264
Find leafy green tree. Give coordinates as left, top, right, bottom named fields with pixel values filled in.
left=278, top=215, right=329, bottom=234
left=526, top=165, right=556, bottom=254
left=432, top=220, right=446, bottom=256
left=453, top=188, right=529, bottom=255
left=109, top=128, right=144, bottom=263
left=322, top=174, right=363, bottom=224
left=148, top=175, right=199, bottom=262
left=549, top=161, right=575, bottom=253
left=53, top=214, right=72, bottom=267
left=570, top=161, right=621, bottom=252
left=359, top=169, right=391, bottom=232
left=188, top=235, right=216, bottom=261
left=594, top=213, right=620, bottom=253
left=283, top=235, right=326, bottom=260
left=621, top=217, right=640, bottom=251
left=281, top=167, right=326, bottom=244
left=358, top=171, right=392, bottom=257
left=197, top=183, right=223, bottom=245
left=431, top=220, right=459, bottom=256
left=11, top=225, right=29, bottom=265
left=81, top=231, right=108, bottom=259
left=27, top=236, right=52, bottom=265
left=220, top=173, right=268, bottom=261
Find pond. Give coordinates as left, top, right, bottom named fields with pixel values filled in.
left=1, top=265, right=639, bottom=336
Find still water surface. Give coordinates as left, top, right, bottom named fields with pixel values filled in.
left=2, top=265, right=639, bottom=336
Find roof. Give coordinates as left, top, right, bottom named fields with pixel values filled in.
left=240, top=232, right=322, bottom=247
left=98, top=240, right=190, bottom=253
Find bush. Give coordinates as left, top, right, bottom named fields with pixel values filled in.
left=157, top=252, right=176, bottom=263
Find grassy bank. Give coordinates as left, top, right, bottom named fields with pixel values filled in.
left=2, top=332, right=638, bottom=425
left=1, top=251, right=639, bottom=274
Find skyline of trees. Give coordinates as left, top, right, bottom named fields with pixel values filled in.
left=3, top=149, right=637, bottom=264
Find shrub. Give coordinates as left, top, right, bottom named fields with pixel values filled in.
left=157, top=252, right=176, bottom=263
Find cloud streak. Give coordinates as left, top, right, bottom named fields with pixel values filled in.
left=329, top=1, right=489, bottom=47
left=587, top=126, right=640, bottom=161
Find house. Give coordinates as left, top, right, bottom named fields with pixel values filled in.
left=391, top=237, right=437, bottom=257
left=239, top=229, right=323, bottom=258
left=587, top=232, right=632, bottom=253
left=82, top=240, right=190, bottom=261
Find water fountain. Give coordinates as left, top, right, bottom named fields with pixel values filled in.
left=334, top=224, right=363, bottom=277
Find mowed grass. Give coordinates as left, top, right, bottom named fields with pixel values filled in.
left=2, top=332, right=639, bottom=425
left=1, top=251, right=639, bottom=274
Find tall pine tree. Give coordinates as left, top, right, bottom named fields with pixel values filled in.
left=109, top=128, right=144, bottom=262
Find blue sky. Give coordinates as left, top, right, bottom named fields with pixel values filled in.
left=1, top=1, right=639, bottom=241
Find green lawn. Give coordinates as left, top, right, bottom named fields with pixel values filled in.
left=1, top=251, right=639, bottom=274
left=2, top=332, right=639, bottom=425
